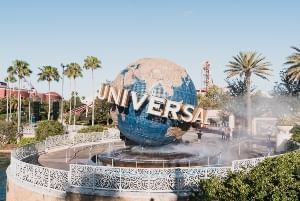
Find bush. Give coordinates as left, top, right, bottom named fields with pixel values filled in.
left=291, top=125, right=300, bottom=143
left=0, top=121, right=17, bottom=144
left=18, top=137, right=37, bottom=146
left=78, top=125, right=105, bottom=133
left=276, top=115, right=295, bottom=126
left=190, top=150, right=300, bottom=201
left=35, top=120, right=64, bottom=141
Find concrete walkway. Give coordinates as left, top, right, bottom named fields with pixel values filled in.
left=37, top=131, right=276, bottom=170
left=38, top=141, right=125, bottom=170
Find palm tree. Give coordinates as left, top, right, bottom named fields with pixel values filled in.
left=64, top=68, right=73, bottom=125
left=224, top=52, right=272, bottom=133
left=4, top=73, right=16, bottom=122
left=285, top=46, right=300, bottom=81
left=10, top=96, right=18, bottom=112
left=9, top=60, right=32, bottom=134
left=6, top=66, right=17, bottom=122
left=64, top=63, right=82, bottom=127
left=83, top=56, right=102, bottom=126
left=37, top=66, right=60, bottom=120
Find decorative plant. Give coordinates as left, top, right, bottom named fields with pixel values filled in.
left=35, top=120, right=64, bottom=141
left=276, top=115, right=295, bottom=126
left=77, top=125, right=105, bottom=133
left=290, top=125, right=300, bottom=143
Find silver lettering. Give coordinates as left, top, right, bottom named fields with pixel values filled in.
left=181, top=104, right=195, bottom=122
left=99, top=84, right=109, bottom=100
left=146, top=96, right=165, bottom=116
left=107, top=86, right=123, bottom=105
left=162, top=100, right=181, bottom=120
left=131, top=91, right=148, bottom=111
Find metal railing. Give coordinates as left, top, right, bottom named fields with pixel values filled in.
left=8, top=129, right=299, bottom=195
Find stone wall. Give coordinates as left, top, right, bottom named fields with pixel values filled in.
left=6, top=178, right=65, bottom=201
left=6, top=178, right=182, bottom=201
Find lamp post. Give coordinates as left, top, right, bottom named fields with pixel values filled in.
left=60, top=63, right=66, bottom=124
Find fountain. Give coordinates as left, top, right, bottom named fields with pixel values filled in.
left=91, top=58, right=266, bottom=169
left=93, top=144, right=225, bottom=168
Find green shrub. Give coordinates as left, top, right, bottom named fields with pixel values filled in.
left=76, top=120, right=90, bottom=126
left=35, top=120, right=64, bottom=141
left=276, top=115, right=295, bottom=126
left=0, top=121, right=17, bottom=144
left=190, top=150, right=300, bottom=201
left=18, top=137, right=37, bottom=146
left=291, top=125, right=300, bottom=143
left=77, top=125, right=105, bottom=133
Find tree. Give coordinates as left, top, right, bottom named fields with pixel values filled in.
left=35, top=120, right=64, bottom=141
left=0, top=99, right=7, bottom=115
left=274, top=69, right=300, bottom=96
left=190, top=150, right=300, bottom=201
left=291, top=125, right=300, bottom=143
left=37, top=66, right=60, bottom=120
left=4, top=73, right=16, bottom=122
left=225, top=78, right=255, bottom=97
left=83, top=56, right=102, bottom=126
left=64, top=63, right=82, bottom=126
left=0, top=121, right=17, bottom=144
left=198, top=85, right=229, bottom=109
left=224, top=52, right=272, bottom=133
left=89, top=97, right=111, bottom=125
left=70, top=91, right=82, bottom=108
left=9, top=60, right=32, bottom=134
left=285, top=45, right=300, bottom=81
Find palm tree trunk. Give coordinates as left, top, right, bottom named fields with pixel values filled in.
left=9, top=84, right=12, bottom=121
left=48, top=81, right=51, bottom=120
left=6, top=83, right=9, bottom=122
left=73, top=78, right=76, bottom=126
left=92, top=69, right=95, bottom=126
left=69, top=79, right=72, bottom=125
left=17, top=78, right=21, bottom=140
left=245, top=73, right=252, bottom=134
left=28, top=92, right=31, bottom=124
left=60, top=71, right=64, bottom=123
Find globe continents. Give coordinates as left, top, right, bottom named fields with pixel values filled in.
left=111, top=58, right=197, bottom=146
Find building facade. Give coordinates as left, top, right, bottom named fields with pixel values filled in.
left=0, top=85, right=61, bottom=102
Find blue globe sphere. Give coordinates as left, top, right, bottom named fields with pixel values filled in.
left=111, top=58, right=197, bottom=146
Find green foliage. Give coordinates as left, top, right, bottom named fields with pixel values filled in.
left=0, top=99, right=7, bottom=114
left=285, top=46, right=300, bottom=81
left=18, top=137, right=36, bottom=146
left=0, top=121, right=17, bottom=144
left=35, top=120, right=64, bottom=141
left=64, top=113, right=80, bottom=125
left=273, top=69, right=300, bottom=96
left=64, top=63, right=82, bottom=79
left=69, top=94, right=82, bottom=108
left=291, top=125, right=300, bottom=143
left=225, top=52, right=272, bottom=81
left=37, top=65, right=60, bottom=82
left=226, top=78, right=256, bottom=97
left=77, top=125, right=105, bottom=133
left=88, top=97, right=111, bottom=125
left=0, top=114, right=6, bottom=121
left=190, top=150, right=300, bottom=201
left=198, top=85, right=229, bottom=109
left=277, top=115, right=295, bottom=126
left=83, top=56, right=102, bottom=71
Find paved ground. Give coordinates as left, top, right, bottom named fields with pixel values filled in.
left=38, top=141, right=125, bottom=170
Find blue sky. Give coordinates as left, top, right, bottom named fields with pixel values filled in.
left=1, top=0, right=299, bottom=98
